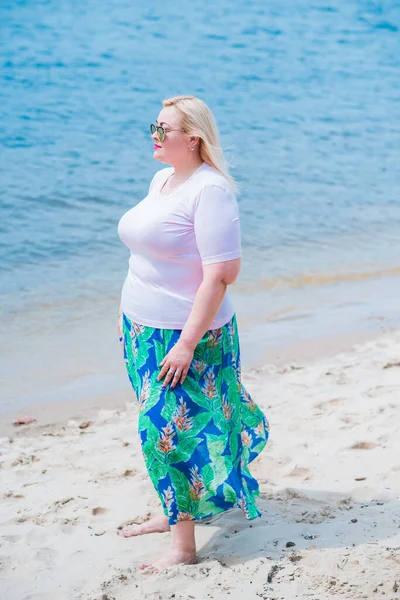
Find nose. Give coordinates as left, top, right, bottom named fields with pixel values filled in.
left=152, top=131, right=161, bottom=143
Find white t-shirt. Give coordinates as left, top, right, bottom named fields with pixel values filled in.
left=117, top=162, right=241, bottom=330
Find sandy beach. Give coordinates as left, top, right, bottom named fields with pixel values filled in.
left=1, top=329, right=400, bottom=600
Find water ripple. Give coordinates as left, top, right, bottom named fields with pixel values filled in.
left=1, top=0, right=399, bottom=316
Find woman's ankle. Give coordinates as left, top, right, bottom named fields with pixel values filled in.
left=170, top=521, right=196, bottom=554
left=172, top=541, right=196, bottom=552
left=171, top=546, right=196, bottom=558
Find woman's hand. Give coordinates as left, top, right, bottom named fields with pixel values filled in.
left=157, top=339, right=194, bottom=389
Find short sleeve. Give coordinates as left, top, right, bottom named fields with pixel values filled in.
left=193, top=185, right=241, bottom=265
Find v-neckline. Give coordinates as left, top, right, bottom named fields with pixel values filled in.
left=158, top=163, right=205, bottom=199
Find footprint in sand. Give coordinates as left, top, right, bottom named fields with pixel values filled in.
left=117, top=512, right=152, bottom=531
left=34, top=547, right=57, bottom=566
left=3, top=534, right=20, bottom=543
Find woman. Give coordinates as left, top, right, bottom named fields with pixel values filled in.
left=117, top=95, right=269, bottom=571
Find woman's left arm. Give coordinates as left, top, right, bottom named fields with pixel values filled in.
left=158, top=258, right=241, bottom=388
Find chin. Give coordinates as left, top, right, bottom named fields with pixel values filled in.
left=153, top=151, right=168, bottom=164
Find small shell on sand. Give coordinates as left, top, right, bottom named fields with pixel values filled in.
left=12, top=415, right=36, bottom=426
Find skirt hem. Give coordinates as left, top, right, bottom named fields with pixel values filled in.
left=164, top=503, right=262, bottom=527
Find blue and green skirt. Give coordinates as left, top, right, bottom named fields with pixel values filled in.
left=121, top=313, right=269, bottom=526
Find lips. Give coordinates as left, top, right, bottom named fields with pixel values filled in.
left=154, top=144, right=162, bottom=150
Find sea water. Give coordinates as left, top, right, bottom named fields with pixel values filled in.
left=1, top=0, right=399, bottom=411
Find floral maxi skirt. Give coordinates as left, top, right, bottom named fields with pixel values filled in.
left=121, top=313, right=269, bottom=526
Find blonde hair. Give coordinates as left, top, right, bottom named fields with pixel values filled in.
left=162, top=95, right=237, bottom=192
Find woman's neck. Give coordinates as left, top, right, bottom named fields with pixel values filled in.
left=171, top=157, right=204, bottom=183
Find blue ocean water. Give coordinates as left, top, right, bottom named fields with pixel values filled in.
left=1, top=0, right=399, bottom=410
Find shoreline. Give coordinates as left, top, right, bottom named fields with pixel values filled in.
left=3, top=269, right=400, bottom=425
left=1, top=320, right=395, bottom=438
left=2, top=268, right=399, bottom=427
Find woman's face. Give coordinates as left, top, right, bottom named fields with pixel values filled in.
left=152, top=106, right=193, bottom=165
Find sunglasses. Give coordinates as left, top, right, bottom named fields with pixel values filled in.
left=150, top=123, right=184, bottom=143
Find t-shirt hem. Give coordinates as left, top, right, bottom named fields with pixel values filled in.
left=121, top=309, right=235, bottom=331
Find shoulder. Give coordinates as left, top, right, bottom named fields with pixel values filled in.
left=192, top=163, right=235, bottom=197
left=190, top=166, right=237, bottom=210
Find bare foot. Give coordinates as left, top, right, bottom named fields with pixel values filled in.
left=140, top=549, right=196, bottom=572
left=122, top=515, right=170, bottom=538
